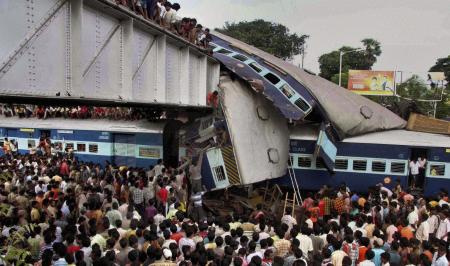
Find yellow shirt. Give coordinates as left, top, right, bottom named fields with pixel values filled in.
left=31, top=208, right=40, bottom=222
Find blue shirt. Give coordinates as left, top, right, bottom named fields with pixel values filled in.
left=372, top=248, right=384, bottom=266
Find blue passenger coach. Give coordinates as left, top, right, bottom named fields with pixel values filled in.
left=0, top=118, right=165, bottom=168
left=282, top=126, right=450, bottom=197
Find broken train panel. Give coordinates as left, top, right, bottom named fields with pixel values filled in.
left=185, top=73, right=290, bottom=190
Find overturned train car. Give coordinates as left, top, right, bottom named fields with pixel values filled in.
left=193, top=32, right=449, bottom=197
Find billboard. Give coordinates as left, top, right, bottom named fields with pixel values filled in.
left=348, top=70, right=395, bottom=95
left=428, top=72, right=445, bottom=81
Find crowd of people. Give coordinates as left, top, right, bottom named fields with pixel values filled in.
left=0, top=147, right=449, bottom=266
left=0, top=104, right=163, bottom=121
left=114, top=0, right=212, bottom=48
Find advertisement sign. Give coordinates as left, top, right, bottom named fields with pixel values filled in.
left=348, top=70, right=395, bottom=95
left=428, top=72, right=445, bottom=81
left=138, top=147, right=160, bottom=158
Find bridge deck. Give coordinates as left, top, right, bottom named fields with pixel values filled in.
left=0, top=0, right=219, bottom=108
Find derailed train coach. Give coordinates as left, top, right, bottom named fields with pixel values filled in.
left=194, top=31, right=449, bottom=197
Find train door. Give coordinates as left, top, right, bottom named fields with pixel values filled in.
left=409, top=148, right=428, bottom=189
left=113, top=134, right=136, bottom=167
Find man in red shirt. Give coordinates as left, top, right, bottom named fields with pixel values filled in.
left=170, top=224, right=184, bottom=243
left=157, top=182, right=168, bottom=214
left=207, top=91, right=219, bottom=108
left=60, top=159, right=70, bottom=177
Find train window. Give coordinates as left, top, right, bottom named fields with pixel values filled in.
left=294, top=97, right=310, bottom=112
left=28, top=139, right=36, bottom=148
left=213, top=166, right=226, bottom=181
left=232, top=54, right=248, bottom=62
left=298, top=156, right=312, bottom=168
left=54, top=142, right=62, bottom=150
left=249, top=63, right=262, bottom=73
left=280, top=84, right=295, bottom=99
left=353, top=160, right=367, bottom=171
left=429, top=164, right=445, bottom=176
left=390, top=162, right=406, bottom=173
left=77, top=143, right=86, bottom=152
left=316, top=157, right=326, bottom=169
left=89, top=144, right=98, bottom=153
left=335, top=159, right=348, bottom=170
left=264, top=72, right=280, bottom=85
left=208, top=43, right=217, bottom=50
left=65, top=143, right=74, bottom=150
left=372, top=161, right=386, bottom=172
left=216, top=48, right=232, bottom=55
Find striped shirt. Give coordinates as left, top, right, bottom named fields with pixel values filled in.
left=132, top=188, right=144, bottom=204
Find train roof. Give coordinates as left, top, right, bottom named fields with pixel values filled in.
left=0, top=117, right=164, bottom=133
left=212, top=31, right=407, bottom=139
left=290, top=125, right=450, bottom=148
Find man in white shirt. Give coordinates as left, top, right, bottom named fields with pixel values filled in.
left=436, top=210, right=449, bottom=241
left=438, top=194, right=449, bottom=207
left=409, top=159, right=420, bottom=188
left=246, top=241, right=263, bottom=262
left=416, top=213, right=430, bottom=242
left=281, top=207, right=297, bottom=230
left=162, top=2, right=177, bottom=28
left=153, top=159, right=164, bottom=177
left=432, top=243, right=449, bottom=266
left=295, top=227, right=313, bottom=260
left=35, top=181, right=44, bottom=194
left=407, top=205, right=419, bottom=228
left=428, top=208, right=440, bottom=234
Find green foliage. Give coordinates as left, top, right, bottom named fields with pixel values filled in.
left=318, top=39, right=381, bottom=81
left=0, top=229, right=31, bottom=266
left=217, top=19, right=308, bottom=60
left=0, top=203, right=10, bottom=216
left=331, top=73, right=348, bottom=88
left=0, top=171, right=12, bottom=182
left=428, top=54, right=450, bottom=118
left=370, top=75, right=449, bottom=119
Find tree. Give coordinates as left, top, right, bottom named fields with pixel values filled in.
left=216, top=19, right=308, bottom=60
left=373, top=75, right=449, bottom=119
left=428, top=55, right=450, bottom=118
left=318, top=38, right=382, bottom=81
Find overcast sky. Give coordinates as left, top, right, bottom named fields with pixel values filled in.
left=176, top=0, right=450, bottom=80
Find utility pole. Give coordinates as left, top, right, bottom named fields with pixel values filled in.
left=339, top=48, right=364, bottom=87
left=301, top=43, right=305, bottom=68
